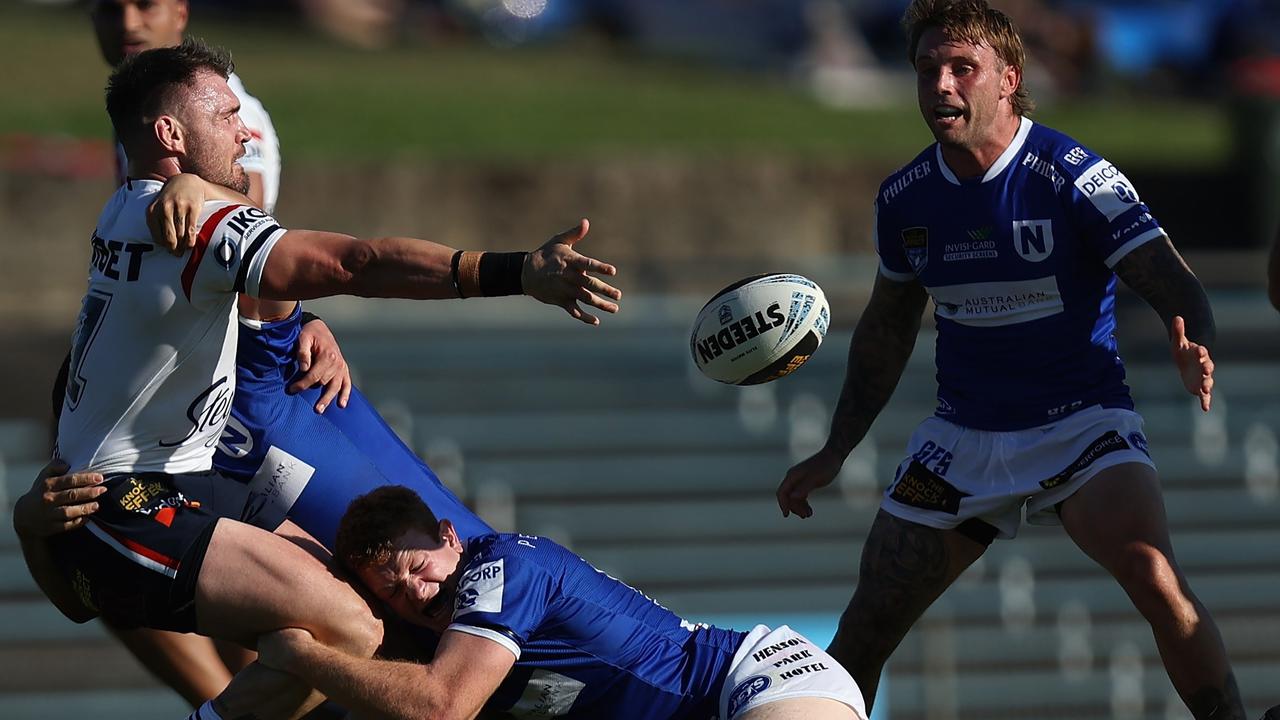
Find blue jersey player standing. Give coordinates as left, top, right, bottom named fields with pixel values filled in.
left=252, top=486, right=868, bottom=720
left=775, top=1, right=1242, bottom=718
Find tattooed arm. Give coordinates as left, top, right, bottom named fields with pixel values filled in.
left=777, top=272, right=929, bottom=517
left=1113, top=234, right=1217, bottom=411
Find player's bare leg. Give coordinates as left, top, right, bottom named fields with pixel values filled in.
left=826, top=510, right=987, bottom=710
left=740, top=697, right=862, bottom=720
left=193, top=519, right=383, bottom=720
left=1060, top=463, right=1245, bottom=720
left=107, top=626, right=234, bottom=707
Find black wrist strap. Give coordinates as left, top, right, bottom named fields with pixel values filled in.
left=478, top=251, right=527, bottom=297
left=299, top=311, right=322, bottom=325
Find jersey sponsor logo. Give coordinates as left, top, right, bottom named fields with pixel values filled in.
left=1063, top=146, right=1090, bottom=166
left=778, top=661, right=831, bottom=681
left=1112, top=212, right=1154, bottom=242
left=881, top=160, right=932, bottom=205
left=218, top=415, right=255, bottom=458
left=943, top=239, right=998, bottom=262
left=1039, top=431, right=1131, bottom=489
left=929, top=277, right=1064, bottom=327
left=246, top=446, right=316, bottom=518
left=694, top=302, right=786, bottom=364
left=90, top=234, right=150, bottom=282
left=159, top=376, right=235, bottom=449
left=454, top=559, right=505, bottom=618
left=214, top=235, right=240, bottom=270
left=727, top=675, right=771, bottom=718
left=751, top=637, right=804, bottom=663
left=1128, top=431, right=1150, bottom=458
left=510, top=669, right=586, bottom=718
left=770, top=648, right=814, bottom=668
left=114, top=476, right=197, bottom=527
left=890, top=460, right=970, bottom=515
left=224, top=206, right=273, bottom=239
left=1012, top=219, right=1054, bottom=262
left=1075, top=159, right=1141, bottom=221
left=911, top=440, right=954, bottom=477
left=1021, top=151, right=1065, bottom=192
left=901, top=226, right=928, bottom=272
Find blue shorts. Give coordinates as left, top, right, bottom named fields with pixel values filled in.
left=49, top=470, right=280, bottom=632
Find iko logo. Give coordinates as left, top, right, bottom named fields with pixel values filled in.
left=728, top=675, right=772, bottom=718
left=1012, top=219, right=1054, bottom=262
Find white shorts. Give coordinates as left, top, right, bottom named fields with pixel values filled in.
left=718, top=625, right=867, bottom=720
left=881, top=405, right=1156, bottom=540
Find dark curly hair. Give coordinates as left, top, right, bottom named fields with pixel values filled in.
left=335, top=486, right=442, bottom=572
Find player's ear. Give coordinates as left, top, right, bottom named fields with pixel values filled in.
left=1001, top=61, right=1020, bottom=102
left=154, top=115, right=185, bottom=155
left=439, top=519, right=459, bottom=549
left=174, top=0, right=191, bottom=34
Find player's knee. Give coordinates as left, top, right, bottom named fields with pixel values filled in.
left=1114, top=544, right=1193, bottom=618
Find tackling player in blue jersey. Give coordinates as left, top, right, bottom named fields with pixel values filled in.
left=776, top=1, right=1243, bottom=718
left=248, top=486, right=867, bottom=720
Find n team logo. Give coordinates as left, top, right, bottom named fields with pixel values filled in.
left=1012, top=219, right=1054, bottom=262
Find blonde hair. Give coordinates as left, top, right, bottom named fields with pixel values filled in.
left=903, top=0, right=1035, bottom=116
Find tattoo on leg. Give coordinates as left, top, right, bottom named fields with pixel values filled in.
left=829, top=512, right=954, bottom=707
left=1187, top=672, right=1245, bottom=720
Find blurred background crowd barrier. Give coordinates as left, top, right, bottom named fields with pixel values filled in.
left=1, top=1, right=1278, bottom=718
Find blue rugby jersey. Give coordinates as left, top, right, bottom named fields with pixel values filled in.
left=213, top=305, right=493, bottom=547
left=875, top=117, right=1164, bottom=431
left=448, top=534, right=747, bottom=719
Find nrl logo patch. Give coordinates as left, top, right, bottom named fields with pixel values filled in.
left=901, top=226, right=928, bottom=272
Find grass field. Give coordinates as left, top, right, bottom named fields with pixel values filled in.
left=0, top=4, right=1231, bottom=166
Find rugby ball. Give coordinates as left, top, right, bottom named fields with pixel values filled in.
left=690, top=274, right=830, bottom=385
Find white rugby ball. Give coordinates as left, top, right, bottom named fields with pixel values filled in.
left=690, top=274, right=830, bottom=385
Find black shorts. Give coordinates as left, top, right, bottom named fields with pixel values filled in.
left=49, top=470, right=283, bottom=633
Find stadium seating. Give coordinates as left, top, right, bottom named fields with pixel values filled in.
left=1, top=290, right=1277, bottom=719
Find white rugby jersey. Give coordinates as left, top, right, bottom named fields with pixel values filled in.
left=57, top=180, right=286, bottom=474
left=113, top=72, right=281, bottom=213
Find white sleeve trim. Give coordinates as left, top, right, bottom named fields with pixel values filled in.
left=446, top=624, right=521, bottom=659
left=242, top=226, right=287, bottom=298
left=1104, top=227, right=1165, bottom=268
left=878, top=261, right=916, bottom=282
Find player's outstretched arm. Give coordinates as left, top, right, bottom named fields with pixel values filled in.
left=1113, top=234, right=1217, bottom=411
left=259, top=220, right=621, bottom=324
left=258, top=626, right=513, bottom=720
left=777, top=272, right=929, bottom=518
left=12, top=460, right=105, bottom=623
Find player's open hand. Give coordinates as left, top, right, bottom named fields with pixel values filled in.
left=12, top=459, right=105, bottom=538
left=776, top=446, right=844, bottom=519
left=147, top=173, right=207, bottom=256
left=291, top=318, right=352, bottom=413
left=257, top=627, right=316, bottom=671
left=523, top=219, right=622, bottom=325
left=1170, top=315, right=1214, bottom=412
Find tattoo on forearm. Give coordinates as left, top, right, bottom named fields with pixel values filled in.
left=1114, top=237, right=1216, bottom=346
left=1188, top=672, right=1245, bottom=720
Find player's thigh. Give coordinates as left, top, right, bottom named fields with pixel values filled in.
left=739, top=697, right=861, bottom=720
left=853, top=509, right=987, bottom=613
left=1058, top=462, right=1177, bottom=569
left=194, top=518, right=382, bottom=652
